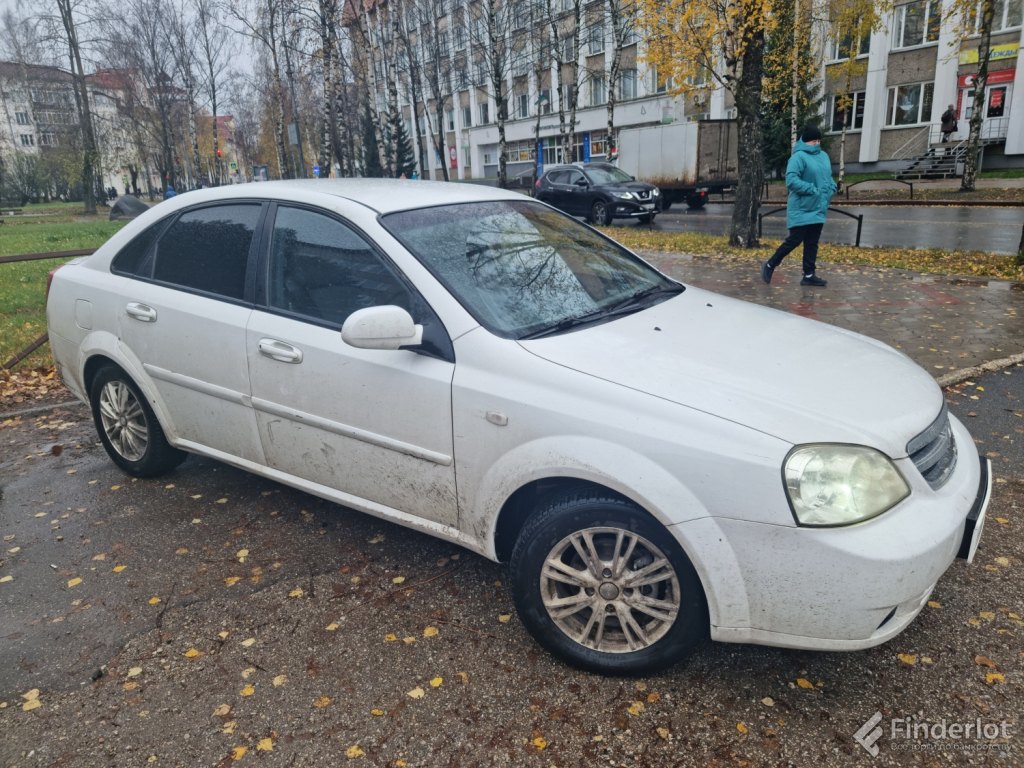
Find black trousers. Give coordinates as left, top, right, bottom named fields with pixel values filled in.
left=767, top=223, right=824, bottom=276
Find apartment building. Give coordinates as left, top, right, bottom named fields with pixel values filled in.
left=353, top=0, right=1022, bottom=181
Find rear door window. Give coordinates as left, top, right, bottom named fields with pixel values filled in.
left=152, top=204, right=262, bottom=300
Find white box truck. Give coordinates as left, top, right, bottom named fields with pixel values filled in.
left=616, top=119, right=738, bottom=209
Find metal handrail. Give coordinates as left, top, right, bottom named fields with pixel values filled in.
left=890, top=126, right=930, bottom=161
left=845, top=179, right=913, bottom=200
left=758, top=206, right=864, bottom=247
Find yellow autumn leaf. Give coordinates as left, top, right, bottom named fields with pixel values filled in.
left=22, top=698, right=42, bottom=712
left=313, top=696, right=331, bottom=708
left=240, top=684, right=255, bottom=697
left=647, top=692, right=661, bottom=704
left=112, top=565, right=127, bottom=573
left=985, top=672, right=1005, bottom=685
left=241, top=638, right=256, bottom=647
left=974, top=655, right=998, bottom=668
left=979, top=611, right=996, bottom=620
left=402, top=636, right=416, bottom=645
left=795, top=678, right=815, bottom=689
left=407, top=687, right=425, bottom=699
left=122, top=681, right=138, bottom=691
left=67, top=577, right=82, bottom=588
left=111, top=485, right=121, bottom=491
left=627, top=701, right=645, bottom=716
left=371, top=708, right=385, bottom=716
left=92, top=553, right=106, bottom=561
left=148, top=597, right=162, bottom=605
left=927, top=600, right=942, bottom=609
left=224, top=576, right=241, bottom=587
left=737, top=722, right=748, bottom=734
left=392, top=576, right=406, bottom=585
left=222, top=721, right=236, bottom=734
left=184, top=648, right=201, bottom=658
left=325, top=623, right=339, bottom=631
left=236, top=549, right=249, bottom=563
left=345, top=745, right=365, bottom=759
left=423, top=626, right=439, bottom=638
left=256, top=738, right=273, bottom=752
left=993, top=557, right=1010, bottom=567
left=384, top=633, right=397, bottom=642
left=430, top=677, right=443, bottom=688
left=657, top=727, right=671, bottom=739
left=498, top=614, right=512, bottom=623
left=218, top=631, right=229, bottom=640
left=230, top=746, right=247, bottom=760
left=897, top=653, right=918, bottom=666
left=127, top=667, right=143, bottom=678
left=532, top=736, right=548, bottom=750
left=0, top=575, right=12, bottom=583
left=288, top=587, right=304, bottom=598
left=214, top=704, right=231, bottom=716
left=175, top=547, right=189, bottom=555
left=272, top=675, right=287, bottom=687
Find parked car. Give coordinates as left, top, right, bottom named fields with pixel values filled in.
left=534, top=162, right=661, bottom=225
left=47, top=180, right=990, bottom=674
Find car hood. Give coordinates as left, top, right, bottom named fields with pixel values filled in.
left=518, top=287, right=941, bottom=456
left=599, top=181, right=656, bottom=194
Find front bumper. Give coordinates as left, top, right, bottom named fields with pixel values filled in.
left=675, top=421, right=992, bottom=652
left=612, top=200, right=658, bottom=218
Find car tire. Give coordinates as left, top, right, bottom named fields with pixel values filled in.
left=89, top=365, right=187, bottom=478
left=686, top=195, right=707, bottom=210
left=509, top=491, right=707, bottom=675
left=590, top=200, right=613, bottom=226
left=637, top=214, right=654, bottom=225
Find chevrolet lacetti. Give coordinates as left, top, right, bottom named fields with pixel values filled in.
left=46, top=180, right=991, bottom=674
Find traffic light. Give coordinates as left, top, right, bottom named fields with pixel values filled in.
left=216, top=148, right=222, bottom=158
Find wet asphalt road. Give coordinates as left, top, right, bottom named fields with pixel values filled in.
left=652, top=204, right=1024, bottom=254
left=0, top=366, right=1021, bottom=767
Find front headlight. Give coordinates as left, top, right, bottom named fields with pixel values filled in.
left=784, top=444, right=910, bottom=527
left=615, top=192, right=635, bottom=200
left=652, top=188, right=661, bottom=197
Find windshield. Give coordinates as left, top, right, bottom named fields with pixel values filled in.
left=381, top=200, right=681, bottom=339
left=584, top=166, right=634, bottom=184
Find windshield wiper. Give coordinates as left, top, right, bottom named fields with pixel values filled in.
left=519, top=283, right=684, bottom=340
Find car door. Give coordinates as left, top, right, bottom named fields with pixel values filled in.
left=564, top=169, right=590, bottom=215
left=539, top=169, right=565, bottom=209
left=245, top=203, right=459, bottom=526
left=115, top=202, right=266, bottom=463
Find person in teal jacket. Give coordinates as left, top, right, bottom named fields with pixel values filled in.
left=761, top=123, right=837, bottom=287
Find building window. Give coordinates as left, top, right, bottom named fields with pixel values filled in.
left=893, top=0, right=941, bottom=48
left=829, top=28, right=871, bottom=60
left=619, top=69, right=637, bottom=100
left=446, top=109, right=455, bottom=131
left=517, top=93, right=529, bottom=118
left=652, top=67, right=672, bottom=93
left=886, top=82, right=934, bottom=126
left=16, top=111, right=30, bottom=125
left=590, top=130, right=606, bottom=156
left=39, top=132, right=57, bottom=146
left=20, top=134, right=35, bottom=146
left=589, top=74, right=606, bottom=106
left=438, top=31, right=449, bottom=57
left=560, top=83, right=575, bottom=107
left=454, top=25, right=466, bottom=50
left=539, top=88, right=551, bottom=114
left=479, top=102, right=489, bottom=124
left=970, top=0, right=1024, bottom=31
left=588, top=21, right=604, bottom=54
left=462, top=105, right=472, bottom=128
left=830, top=91, right=866, bottom=131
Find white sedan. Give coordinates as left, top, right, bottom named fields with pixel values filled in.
left=46, top=180, right=991, bottom=674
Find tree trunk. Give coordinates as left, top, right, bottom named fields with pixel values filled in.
left=729, top=30, right=766, bottom=247
left=961, top=2, right=994, bottom=192
left=57, top=0, right=98, bottom=215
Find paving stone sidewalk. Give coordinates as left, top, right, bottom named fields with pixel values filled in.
left=644, top=252, right=1024, bottom=384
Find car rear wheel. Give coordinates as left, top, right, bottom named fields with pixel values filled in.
left=590, top=200, right=613, bottom=226
left=89, top=365, right=187, bottom=478
left=637, top=214, right=655, bottom=225
left=510, top=491, right=707, bottom=674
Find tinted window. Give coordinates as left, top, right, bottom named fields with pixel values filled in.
left=111, top=221, right=165, bottom=276
left=152, top=204, right=260, bottom=299
left=267, top=206, right=413, bottom=325
left=546, top=170, right=567, bottom=184
left=567, top=170, right=585, bottom=185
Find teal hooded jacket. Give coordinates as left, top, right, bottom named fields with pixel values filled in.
left=784, top=140, right=837, bottom=228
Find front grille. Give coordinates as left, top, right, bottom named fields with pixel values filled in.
left=907, top=404, right=958, bottom=489
left=636, top=190, right=652, bottom=202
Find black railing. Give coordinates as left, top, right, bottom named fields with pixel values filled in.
left=757, top=207, right=864, bottom=248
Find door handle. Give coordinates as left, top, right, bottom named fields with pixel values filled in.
left=125, top=302, right=157, bottom=322
left=258, top=338, right=303, bottom=364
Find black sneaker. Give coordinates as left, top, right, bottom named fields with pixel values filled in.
left=761, top=261, right=775, bottom=284
left=800, top=274, right=827, bottom=287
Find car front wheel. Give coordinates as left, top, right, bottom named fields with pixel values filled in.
left=590, top=200, right=613, bottom=226
left=89, top=365, right=187, bottom=478
left=510, top=491, right=707, bottom=675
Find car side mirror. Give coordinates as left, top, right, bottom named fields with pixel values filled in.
left=342, top=305, right=423, bottom=350
left=575, top=179, right=589, bottom=188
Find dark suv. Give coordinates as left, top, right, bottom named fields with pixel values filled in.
left=534, top=162, right=661, bottom=225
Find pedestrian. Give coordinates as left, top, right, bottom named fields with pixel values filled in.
left=164, top=184, right=177, bottom=199
left=940, top=104, right=957, bottom=142
left=761, top=123, right=836, bottom=288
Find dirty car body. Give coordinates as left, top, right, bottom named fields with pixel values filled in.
left=46, top=180, right=991, bottom=674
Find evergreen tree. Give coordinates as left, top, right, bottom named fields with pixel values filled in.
left=760, top=0, right=825, bottom=179
left=361, top=104, right=384, bottom=178
left=392, top=114, right=417, bottom=178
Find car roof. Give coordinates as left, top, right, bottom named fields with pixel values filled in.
left=152, top=178, right=525, bottom=215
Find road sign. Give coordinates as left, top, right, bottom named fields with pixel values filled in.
left=313, top=164, right=321, bottom=178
